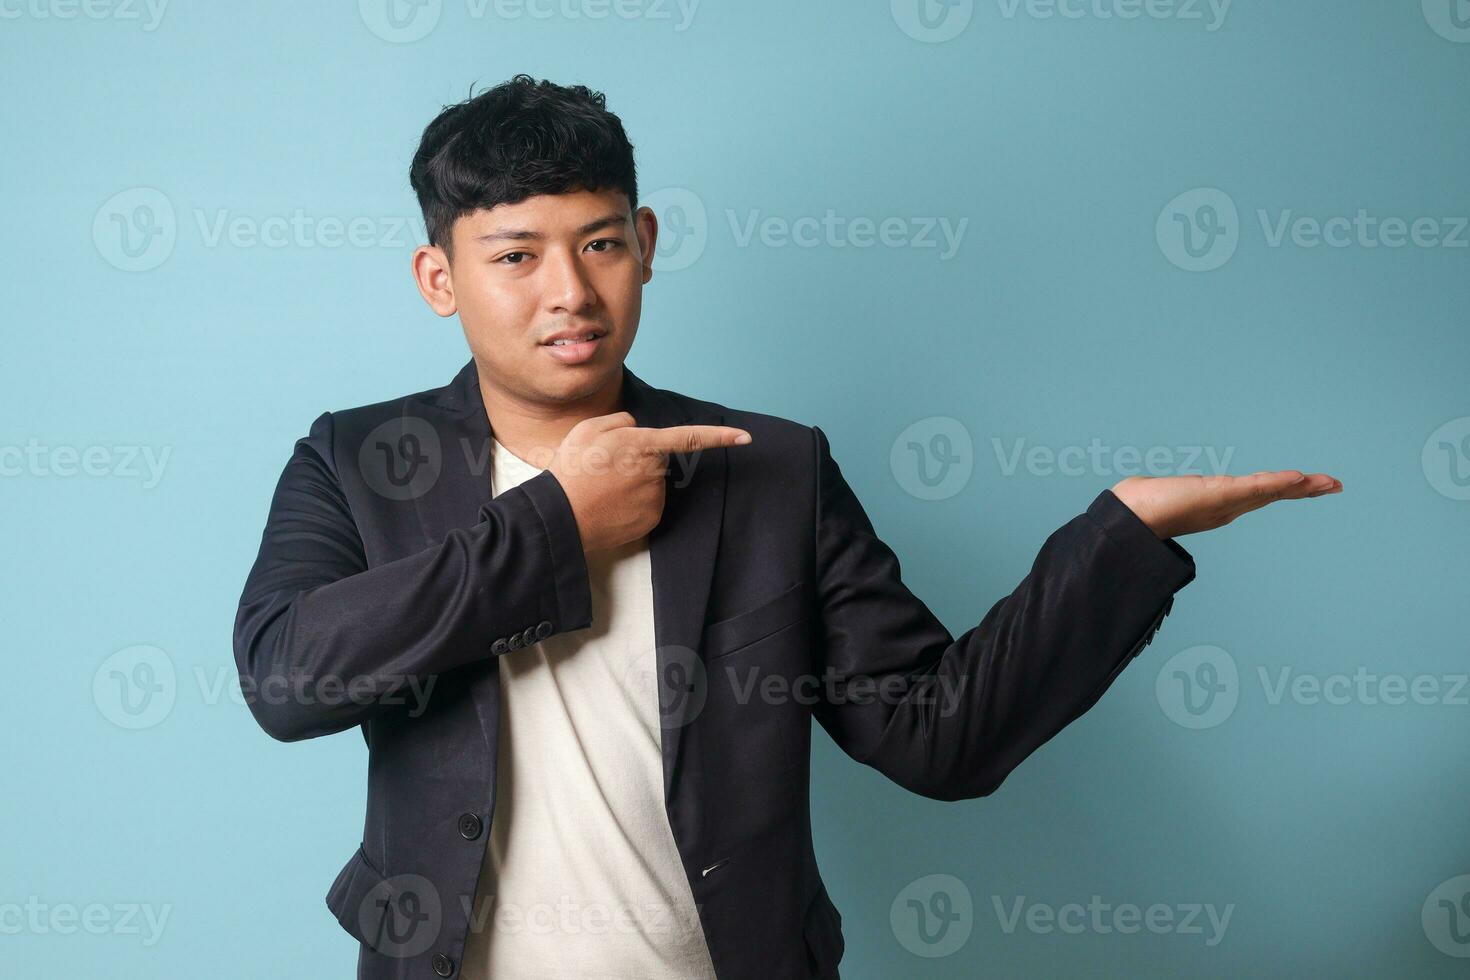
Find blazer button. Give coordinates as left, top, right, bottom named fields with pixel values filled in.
left=508, top=633, right=522, bottom=651
left=458, top=813, right=483, bottom=840
left=535, top=620, right=553, bottom=639
left=491, top=638, right=509, bottom=655
left=431, top=953, right=455, bottom=977
left=521, top=626, right=537, bottom=647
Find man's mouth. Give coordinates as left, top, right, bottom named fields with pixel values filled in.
left=540, top=328, right=607, bottom=364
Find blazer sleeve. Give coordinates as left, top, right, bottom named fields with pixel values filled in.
left=810, top=424, right=1196, bottom=801
left=232, top=410, right=593, bottom=743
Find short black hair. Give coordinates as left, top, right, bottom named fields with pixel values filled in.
left=409, top=75, right=638, bottom=260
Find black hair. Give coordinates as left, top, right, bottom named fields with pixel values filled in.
left=409, top=74, right=638, bottom=260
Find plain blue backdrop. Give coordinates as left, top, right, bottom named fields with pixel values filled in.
left=2, top=0, right=1467, bottom=976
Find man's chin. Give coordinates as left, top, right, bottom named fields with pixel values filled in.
left=535, top=358, right=623, bottom=403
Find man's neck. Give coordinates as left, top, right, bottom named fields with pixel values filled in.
left=477, top=364, right=625, bottom=467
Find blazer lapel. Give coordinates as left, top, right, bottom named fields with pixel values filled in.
left=621, top=365, right=727, bottom=803
left=411, top=358, right=727, bottom=800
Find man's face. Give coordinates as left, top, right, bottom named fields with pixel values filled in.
left=416, top=188, right=656, bottom=406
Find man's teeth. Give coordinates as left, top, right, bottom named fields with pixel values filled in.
left=551, top=334, right=598, bottom=346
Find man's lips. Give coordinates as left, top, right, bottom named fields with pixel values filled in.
left=540, top=330, right=606, bottom=365
left=540, top=326, right=607, bottom=345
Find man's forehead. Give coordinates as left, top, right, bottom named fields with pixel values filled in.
left=458, top=190, right=631, bottom=238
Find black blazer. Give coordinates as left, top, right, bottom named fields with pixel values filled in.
left=233, top=358, right=1196, bottom=979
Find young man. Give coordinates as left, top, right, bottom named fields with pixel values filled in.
left=233, top=75, right=1341, bottom=980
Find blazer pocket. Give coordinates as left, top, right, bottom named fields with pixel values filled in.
left=324, top=845, right=439, bottom=958
left=702, top=580, right=810, bottom=661
left=326, top=845, right=389, bottom=952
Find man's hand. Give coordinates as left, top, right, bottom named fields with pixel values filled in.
left=549, top=413, right=753, bottom=552
left=1111, top=470, right=1343, bottom=539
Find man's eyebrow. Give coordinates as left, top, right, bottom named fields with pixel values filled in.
left=474, top=213, right=628, bottom=244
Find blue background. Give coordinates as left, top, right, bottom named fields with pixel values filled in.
left=2, top=0, right=1467, bottom=976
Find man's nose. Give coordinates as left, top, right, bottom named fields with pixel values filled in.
left=544, top=249, right=596, bottom=313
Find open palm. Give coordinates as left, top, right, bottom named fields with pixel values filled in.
left=1112, top=471, right=1343, bottom=539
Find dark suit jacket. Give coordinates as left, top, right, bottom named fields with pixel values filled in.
left=233, top=357, right=1196, bottom=979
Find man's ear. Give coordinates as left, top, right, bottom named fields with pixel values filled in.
left=634, top=205, right=658, bottom=284
left=412, top=242, right=457, bottom=316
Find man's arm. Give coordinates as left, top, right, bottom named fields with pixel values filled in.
left=809, top=424, right=1196, bottom=801
left=232, top=411, right=592, bottom=743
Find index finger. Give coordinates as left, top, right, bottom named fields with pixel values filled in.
left=633, top=425, right=753, bottom=455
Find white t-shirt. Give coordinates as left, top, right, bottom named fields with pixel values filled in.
left=460, top=437, right=718, bottom=980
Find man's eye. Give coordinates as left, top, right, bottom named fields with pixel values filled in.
left=497, top=252, right=531, bottom=265
left=586, top=239, right=622, bottom=253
